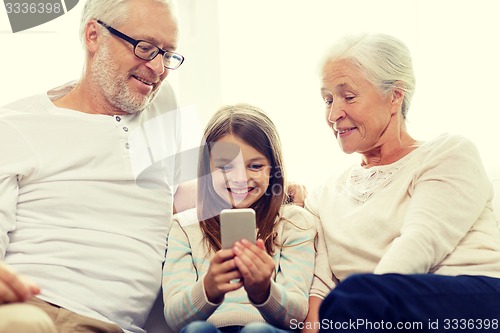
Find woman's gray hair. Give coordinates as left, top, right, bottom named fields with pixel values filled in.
left=321, top=33, right=416, bottom=119
left=79, top=0, right=174, bottom=44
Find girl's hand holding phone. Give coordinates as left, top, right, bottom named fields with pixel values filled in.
left=203, top=248, right=243, bottom=303
left=233, top=239, right=275, bottom=304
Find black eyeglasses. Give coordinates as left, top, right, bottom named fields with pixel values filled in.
left=97, top=20, right=184, bottom=70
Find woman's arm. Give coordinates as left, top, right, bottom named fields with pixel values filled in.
left=309, top=213, right=337, bottom=298
left=376, top=136, right=493, bottom=274
left=301, top=296, right=323, bottom=333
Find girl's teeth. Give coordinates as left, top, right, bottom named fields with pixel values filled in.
left=231, top=189, right=248, bottom=194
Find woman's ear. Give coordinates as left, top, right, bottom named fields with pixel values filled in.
left=390, top=84, right=405, bottom=115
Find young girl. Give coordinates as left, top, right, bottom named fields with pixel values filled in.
left=162, top=104, right=316, bottom=333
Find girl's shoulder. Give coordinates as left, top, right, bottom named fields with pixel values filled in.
left=173, top=208, right=200, bottom=228
left=279, top=204, right=316, bottom=230
left=170, top=208, right=206, bottom=246
left=275, top=204, right=317, bottom=246
left=171, top=208, right=204, bottom=239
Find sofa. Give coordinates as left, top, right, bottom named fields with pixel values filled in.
left=144, top=292, right=172, bottom=333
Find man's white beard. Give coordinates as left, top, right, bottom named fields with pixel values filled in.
left=90, top=43, right=158, bottom=114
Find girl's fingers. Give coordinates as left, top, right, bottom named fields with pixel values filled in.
left=233, top=249, right=261, bottom=283
left=213, top=248, right=236, bottom=263
left=240, top=239, right=269, bottom=261
left=210, top=250, right=238, bottom=275
left=218, top=269, right=242, bottom=283
left=233, top=242, right=259, bottom=267
left=220, top=280, right=243, bottom=293
left=255, top=239, right=266, bottom=250
left=204, top=257, right=243, bottom=302
left=233, top=256, right=253, bottom=279
left=233, top=240, right=275, bottom=284
left=234, top=240, right=269, bottom=267
left=245, top=239, right=275, bottom=267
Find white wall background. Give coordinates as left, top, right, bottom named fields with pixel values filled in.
left=1, top=0, right=499, bottom=189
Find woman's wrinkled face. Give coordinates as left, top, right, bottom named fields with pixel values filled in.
left=320, top=59, right=398, bottom=155
left=210, top=134, right=271, bottom=208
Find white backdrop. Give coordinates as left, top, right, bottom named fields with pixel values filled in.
left=1, top=0, right=499, bottom=189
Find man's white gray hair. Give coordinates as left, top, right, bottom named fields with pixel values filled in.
left=79, top=0, right=174, bottom=45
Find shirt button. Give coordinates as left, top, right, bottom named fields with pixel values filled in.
left=123, top=127, right=129, bottom=132
left=115, top=116, right=121, bottom=122
left=125, top=143, right=130, bottom=149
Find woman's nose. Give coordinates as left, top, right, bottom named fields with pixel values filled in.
left=327, top=102, right=345, bottom=123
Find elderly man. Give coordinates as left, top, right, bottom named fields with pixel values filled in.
left=0, top=0, right=185, bottom=332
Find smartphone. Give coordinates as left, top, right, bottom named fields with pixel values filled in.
left=220, top=208, right=256, bottom=249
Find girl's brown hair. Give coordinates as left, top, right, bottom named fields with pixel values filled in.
left=197, top=104, right=286, bottom=255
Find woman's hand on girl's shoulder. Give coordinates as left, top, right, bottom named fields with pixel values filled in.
left=286, top=182, right=308, bottom=207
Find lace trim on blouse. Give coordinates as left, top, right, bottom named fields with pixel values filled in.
left=340, top=151, right=418, bottom=205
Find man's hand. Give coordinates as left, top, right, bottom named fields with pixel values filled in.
left=0, top=262, right=40, bottom=304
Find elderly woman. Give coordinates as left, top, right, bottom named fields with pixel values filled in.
left=304, top=33, right=500, bottom=333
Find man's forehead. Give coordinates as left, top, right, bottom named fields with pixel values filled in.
left=118, top=1, right=178, bottom=48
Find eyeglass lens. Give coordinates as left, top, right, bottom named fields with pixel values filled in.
left=135, top=41, right=182, bottom=69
